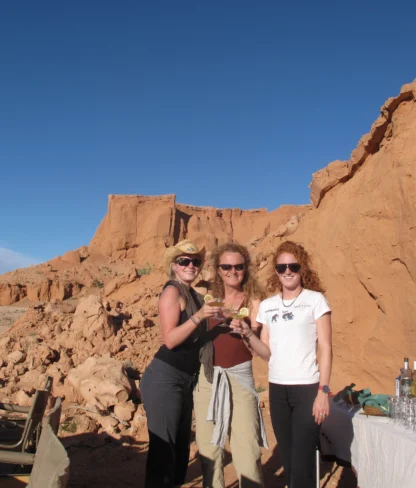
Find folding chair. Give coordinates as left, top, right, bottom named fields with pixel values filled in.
left=0, top=398, right=68, bottom=488
left=0, top=376, right=53, bottom=453
left=28, top=398, right=70, bottom=488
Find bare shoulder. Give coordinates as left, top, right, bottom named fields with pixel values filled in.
left=160, top=284, right=186, bottom=311
left=161, top=284, right=180, bottom=299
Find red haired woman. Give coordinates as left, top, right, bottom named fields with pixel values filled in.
left=231, top=241, right=332, bottom=488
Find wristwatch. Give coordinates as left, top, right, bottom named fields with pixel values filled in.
left=318, top=385, right=331, bottom=394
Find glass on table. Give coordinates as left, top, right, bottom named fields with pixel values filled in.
left=403, top=398, right=416, bottom=431
left=390, top=397, right=402, bottom=424
left=394, top=397, right=413, bottom=429
left=395, top=397, right=406, bottom=426
left=412, top=399, right=416, bottom=433
left=387, top=396, right=395, bottom=419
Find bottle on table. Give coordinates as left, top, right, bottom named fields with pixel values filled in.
left=399, top=357, right=412, bottom=398
left=396, top=370, right=401, bottom=397
left=410, top=360, right=416, bottom=398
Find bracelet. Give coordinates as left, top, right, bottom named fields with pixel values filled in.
left=190, top=315, right=201, bottom=326
left=245, top=330, right=254, bottom=340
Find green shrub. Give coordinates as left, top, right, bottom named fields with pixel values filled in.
left=61, top=420, right=77, bottom=433
left=136, top=262, right=152, bottom=276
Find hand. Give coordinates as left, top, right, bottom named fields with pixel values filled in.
left=312, top=391, right=330, bottom=425
left=197, top=303, right=222, bottom=321
left=229, top=319, right=252, bottom=337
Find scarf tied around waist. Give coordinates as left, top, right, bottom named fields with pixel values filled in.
left=206, top=360, right=268, bottom=449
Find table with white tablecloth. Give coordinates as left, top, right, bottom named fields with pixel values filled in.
left=351, top=412, right=416, bottom=488
left=320, top=398, right=416, bottom=488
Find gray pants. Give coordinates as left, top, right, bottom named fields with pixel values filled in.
left=140, top=358, right=197, bottom=487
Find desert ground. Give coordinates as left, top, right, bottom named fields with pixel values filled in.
left=0, top=306, right=28, bottom=336
left=0, top=306, right=356, bottom=488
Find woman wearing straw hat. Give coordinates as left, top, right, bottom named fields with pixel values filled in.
left=140, top=239, right=221, bottom=488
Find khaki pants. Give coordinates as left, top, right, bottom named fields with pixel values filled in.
left=194, top=367, right=264, bottom=488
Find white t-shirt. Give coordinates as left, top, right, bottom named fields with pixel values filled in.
left=256, top=289, right=331, bottom=385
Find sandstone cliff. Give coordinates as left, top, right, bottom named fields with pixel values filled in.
left=88, top=193, right=308, bottom=262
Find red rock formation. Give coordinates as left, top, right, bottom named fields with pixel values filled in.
left=0, top=79, right=415, bottom=401
left=88, top=194, right=308, bottom=263
left=264, top=79, right=416, bottom=393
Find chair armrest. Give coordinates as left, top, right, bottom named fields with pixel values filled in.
left=0, top=402, right=31, bottom=414
left=0, top=449, right=35, bottom=465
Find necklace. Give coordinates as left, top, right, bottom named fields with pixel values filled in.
left=281, top=288, right=303, bottom=308
left=172, top=278, right=190, bottom=288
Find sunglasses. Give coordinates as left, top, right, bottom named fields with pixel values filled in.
left=275, top=263, right=301, bottom=274
left=175, top=257, right=202, bottom=267
left=218, top=263, right=245, bottom=271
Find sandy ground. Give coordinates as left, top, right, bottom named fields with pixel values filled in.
left=64, top=412, right=357, bottom=488
left=0, top=306, right=28, bottom=336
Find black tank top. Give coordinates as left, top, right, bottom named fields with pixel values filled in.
left=154, top=280, right=203, bottom=376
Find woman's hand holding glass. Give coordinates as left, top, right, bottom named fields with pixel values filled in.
left=204, top=295, right=225, bottom=320
left=197, top=302, right=223, bottom=321
left=228, top=317, right=252, bottom=337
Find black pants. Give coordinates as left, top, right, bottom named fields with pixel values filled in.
left=140, top=358, right=196, bottom=488
left=269, top=383, right=320, bottom=488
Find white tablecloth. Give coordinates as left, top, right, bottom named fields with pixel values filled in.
left=351, top=413, right=416, bottom=488
left=321, top=399, right=416, bottom=487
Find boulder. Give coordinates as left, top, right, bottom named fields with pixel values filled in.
left=71, top=295, right=116, bottom=340
left=67, top=356, right=131, bottom=409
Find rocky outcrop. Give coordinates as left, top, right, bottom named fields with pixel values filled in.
left=0, top=198, right=308, bottom=306
left=0, top=279, right=83, bottom=306
left=309, top=80, right=416, bottom=208
left=88, top=194, right=309, bottom=266
left=1, top=79, right=415, bottom=404
left=264, top=79, right=416, bottom=393
left=0, top=295, right=160, bottom=435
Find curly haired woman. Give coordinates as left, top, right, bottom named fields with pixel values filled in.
left=195, top=243, right=268, bottom=488
left=231, top=241, right=332, bottom=488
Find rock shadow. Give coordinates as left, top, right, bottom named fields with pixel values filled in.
left=63, top=432, right=148, bottom=488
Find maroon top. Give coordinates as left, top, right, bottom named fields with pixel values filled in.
left=209, top=318, right=252, bottom=368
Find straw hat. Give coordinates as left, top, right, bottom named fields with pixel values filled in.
left=163, top=239, right=205, bottom=275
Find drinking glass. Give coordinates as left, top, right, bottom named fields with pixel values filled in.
left=403, top=398, right=415, bottom=431
left=387, top=396, right=394, bottom=420
left=221, top=307, right=249, bottom=334
left=392, top=397, right=402, bottom=425
left=206, top=298, right=225, bottom=320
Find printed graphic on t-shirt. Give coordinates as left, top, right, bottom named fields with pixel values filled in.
left=269, top=309, right=295, bottom=322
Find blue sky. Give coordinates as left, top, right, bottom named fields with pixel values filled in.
left=1, top=1, right=415, bottom=272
